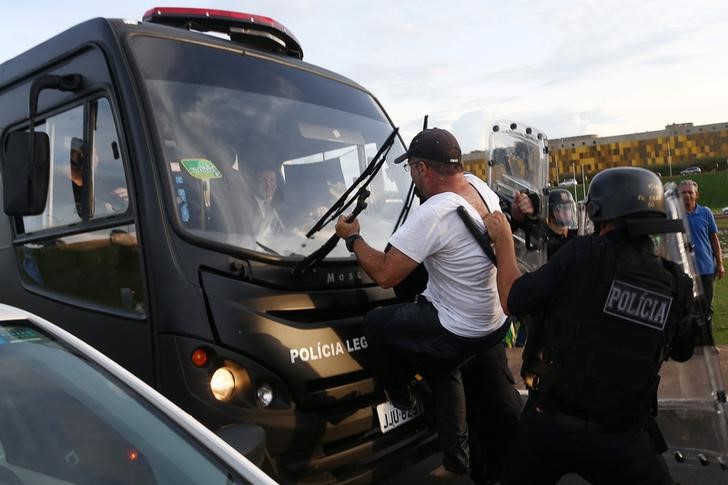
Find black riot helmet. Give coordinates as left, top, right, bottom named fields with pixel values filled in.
left=548, top=189, right=577, bottom=228
left=586, top=167, right=665, bottom=223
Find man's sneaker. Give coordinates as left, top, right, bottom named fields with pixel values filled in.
left=386, top=386, right=417, bottom=412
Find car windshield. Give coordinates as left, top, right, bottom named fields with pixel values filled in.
left=0, top=320, right=252, bottom=484
left=128, top=36, right=411, bottom=259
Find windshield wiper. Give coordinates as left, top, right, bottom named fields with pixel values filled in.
left=393, top=180, right=416, bottom=232
left=303, top=128, right=399, bottom=239
left=391, top=115, right=429, bottom=233
left=291, top=128, right=398, bottom=276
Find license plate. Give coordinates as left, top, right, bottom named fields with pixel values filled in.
left=375, top=400, right=423, bottom=434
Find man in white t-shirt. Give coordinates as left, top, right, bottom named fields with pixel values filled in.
left=335, top=128, right=512, bottom=479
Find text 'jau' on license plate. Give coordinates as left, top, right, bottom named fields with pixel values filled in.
left=375, top=400, right=423, bottom=434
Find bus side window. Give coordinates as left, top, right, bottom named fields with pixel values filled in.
left=92, top=99, right=130, bottom=216
left=15, top=97, right=145, bottom=316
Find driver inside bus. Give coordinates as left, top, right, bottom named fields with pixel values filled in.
left=69, top=137, right=130, bottom=218
left=65, top=138, right=136, bottom=248
left=250, top=167, right=284, bottom=236
left=69, top=137, right=86, bottom=218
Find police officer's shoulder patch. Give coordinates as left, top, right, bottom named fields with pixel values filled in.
left=603, top=280, right=672, bottom=330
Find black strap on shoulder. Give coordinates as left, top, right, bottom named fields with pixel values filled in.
left=456, top=205, right=497, bottom=267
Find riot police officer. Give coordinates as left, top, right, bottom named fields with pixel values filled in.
left=512, top=188, right=578, bottom=347
left=484, top=167, right=696, bottom=485
left=544, top=188, right=578, bottom=259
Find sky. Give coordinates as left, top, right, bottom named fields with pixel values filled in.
left=2, top=0, right=728, bottom=152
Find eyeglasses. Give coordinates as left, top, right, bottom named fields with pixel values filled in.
left=402, top=161, right=422, bottom=173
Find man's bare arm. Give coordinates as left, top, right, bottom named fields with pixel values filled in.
left=350, top=239, right=420, bottom=288
left=710, top=232, right=725, bottom=279
left=335, top=215, right=419, bottom=288
left=483, top=212, right=521, bottom=314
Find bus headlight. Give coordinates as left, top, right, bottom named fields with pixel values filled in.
left=210, top=367, right=236, bottom=401
left=256, top=383, right=274, bottom=408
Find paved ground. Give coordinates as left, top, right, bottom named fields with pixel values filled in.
left=387, top=345, right=728, bottom=484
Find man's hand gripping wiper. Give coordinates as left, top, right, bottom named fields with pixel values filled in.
left=292, top=189, right=369, bottom=276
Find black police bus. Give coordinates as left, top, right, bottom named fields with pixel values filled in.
left=0, top=7, right=436, bottom=483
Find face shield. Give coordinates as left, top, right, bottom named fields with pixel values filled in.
left=550, top=200, right=578, bottom=230
left=548, top=189, right=578, bottom=231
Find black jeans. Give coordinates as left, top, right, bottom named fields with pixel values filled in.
left=462, top=344, right=523, bottom=484
left=364, top=298, right=509, bottom=475
left=502, top=409, right=674, bottom=485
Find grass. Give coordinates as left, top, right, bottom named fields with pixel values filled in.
left=661, top=171, right=728, bottom=211
left=680, top=174, right=728, bottom=343
left=576, top=171, right=728, bottom=208
left=571, top=171, right=728, bottom=211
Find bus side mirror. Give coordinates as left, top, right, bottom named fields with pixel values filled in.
left=2, top=73, right=82, bottom=216
left=2, top=131, right=50, bottom=215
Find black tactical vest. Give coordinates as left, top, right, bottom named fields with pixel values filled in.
left=528, top=233, right=690, bottom=428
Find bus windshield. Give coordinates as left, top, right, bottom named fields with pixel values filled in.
left=129, top=36, right=411, bottom=258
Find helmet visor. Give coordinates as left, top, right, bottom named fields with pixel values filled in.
left=551, top=201, right=578, bottom=229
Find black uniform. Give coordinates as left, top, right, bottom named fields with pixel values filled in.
left=513, top=225, right=575, bottom=347
left=502, top=228, right=695, bottom=485
left=545, top=226, right=576, bottom=260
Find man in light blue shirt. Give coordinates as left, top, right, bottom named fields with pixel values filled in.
left=679, top=180, right=724, bottom=337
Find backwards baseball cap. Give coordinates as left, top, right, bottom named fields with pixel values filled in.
left=394, top=128, right=462, bottom=165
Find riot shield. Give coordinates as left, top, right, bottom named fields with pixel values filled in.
left=576, top=200, right=595, bottom=236
left=652, top=182, right=728, bottom=479
left=487, top=121, right=548, bottom=272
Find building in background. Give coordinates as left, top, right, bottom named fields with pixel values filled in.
left=463, top=150, right=488, bottom=180
left=463, top=121, right=728, bottom=185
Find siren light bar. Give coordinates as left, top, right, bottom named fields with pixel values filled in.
left=142, top=7, right=303, bottom=59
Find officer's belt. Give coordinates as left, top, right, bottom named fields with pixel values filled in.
left=534, top=406, right=637, bottom=434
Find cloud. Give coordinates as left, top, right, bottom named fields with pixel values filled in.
left=451, top=111, right=491, bottom=152
left=4, top=0, right=728, bottom=158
